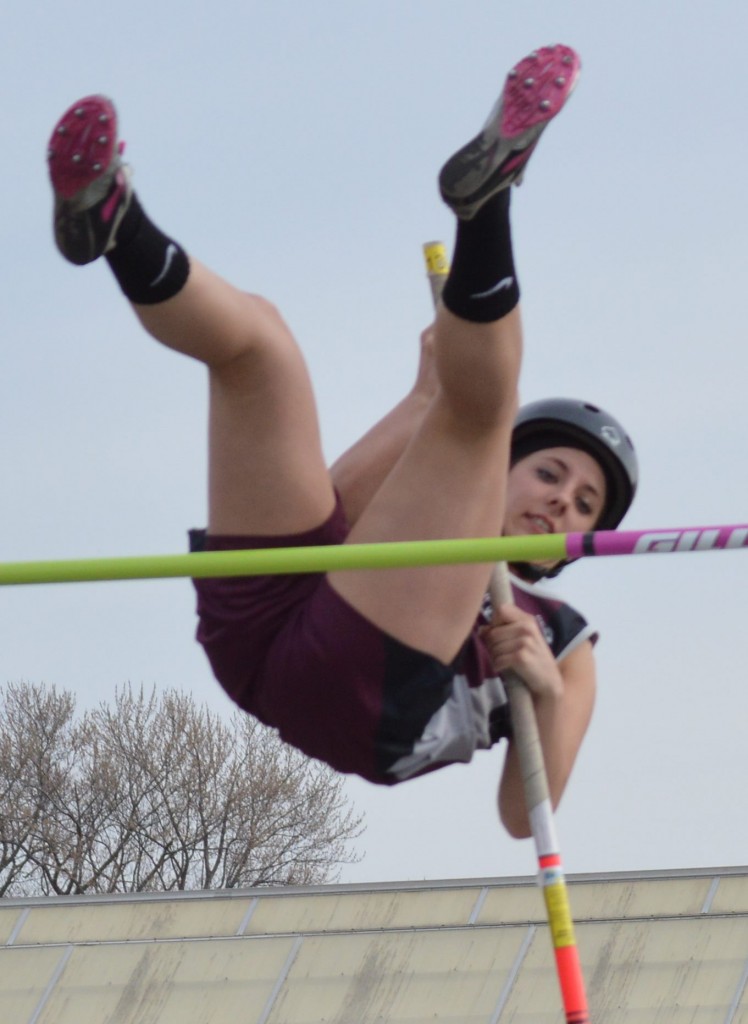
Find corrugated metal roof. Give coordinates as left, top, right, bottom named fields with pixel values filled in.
left=1, top=866, right=747, bottom=1023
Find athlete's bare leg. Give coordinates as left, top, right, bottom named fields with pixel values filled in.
left=329, top=305, right=521, bottom=661
left=48, top=96, right=334, bottom=539
left=130, top=261, right=335, bottom=536
left=330, top=44, right=580, bottom=661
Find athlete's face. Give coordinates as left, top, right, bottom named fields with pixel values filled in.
left=503, top=447, right=606, bottom=569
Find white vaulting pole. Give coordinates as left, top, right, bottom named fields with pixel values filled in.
left=423, top=240, right=590, bottom=1024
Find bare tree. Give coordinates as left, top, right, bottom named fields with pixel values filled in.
left=0, top=682, right=363, bottom=896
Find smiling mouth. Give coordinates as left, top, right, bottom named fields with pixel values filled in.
left=526, top=515, right=554, bottom=534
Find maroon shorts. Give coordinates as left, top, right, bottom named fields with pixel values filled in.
left=189, top=500, right=467, bottom=784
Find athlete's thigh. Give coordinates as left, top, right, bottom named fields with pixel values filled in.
left=207, top=340, right=335, bottom=536
left=329, top=406, right=512, bottom=663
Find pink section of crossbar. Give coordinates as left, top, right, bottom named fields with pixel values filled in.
left=566, top=525, right=748, bottom=559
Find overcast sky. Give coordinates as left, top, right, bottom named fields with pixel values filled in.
left=2, top=1, right=747, bottom=884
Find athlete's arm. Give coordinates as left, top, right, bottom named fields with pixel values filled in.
left=486, top=617, right=597, bottom=839
left=330, top=327, right=437, bottom=526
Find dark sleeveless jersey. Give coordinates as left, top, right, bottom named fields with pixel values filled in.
left=383, top=574, right=596, bottom=782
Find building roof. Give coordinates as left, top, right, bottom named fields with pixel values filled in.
left=2, top=865, right=747, bottom=1023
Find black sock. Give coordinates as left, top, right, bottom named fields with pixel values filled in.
left=441, top=189, right=520, bottom=323
left=105, top=193, right=190, bottom=304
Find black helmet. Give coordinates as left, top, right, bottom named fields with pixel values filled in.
left=511, top=398, right=638, bottom=531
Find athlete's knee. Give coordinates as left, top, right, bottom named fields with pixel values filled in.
left=210, top=292, right=297, bottom=374
left=474, top=391, right=518, bottom=437
left=239, top=292, right=295, bottom=350
left=438, top=367, right=519, bottom=437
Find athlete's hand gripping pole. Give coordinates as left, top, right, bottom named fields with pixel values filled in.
left=423, top=240, right=590, bottom=1024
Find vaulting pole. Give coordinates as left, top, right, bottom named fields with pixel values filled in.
left=424, top=239, right=590, bottom=1023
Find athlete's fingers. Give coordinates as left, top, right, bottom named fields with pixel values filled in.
left=480, top=619, right=563, bottom=697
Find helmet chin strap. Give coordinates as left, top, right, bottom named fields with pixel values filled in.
left=509, top=559, right=569, bottom=581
